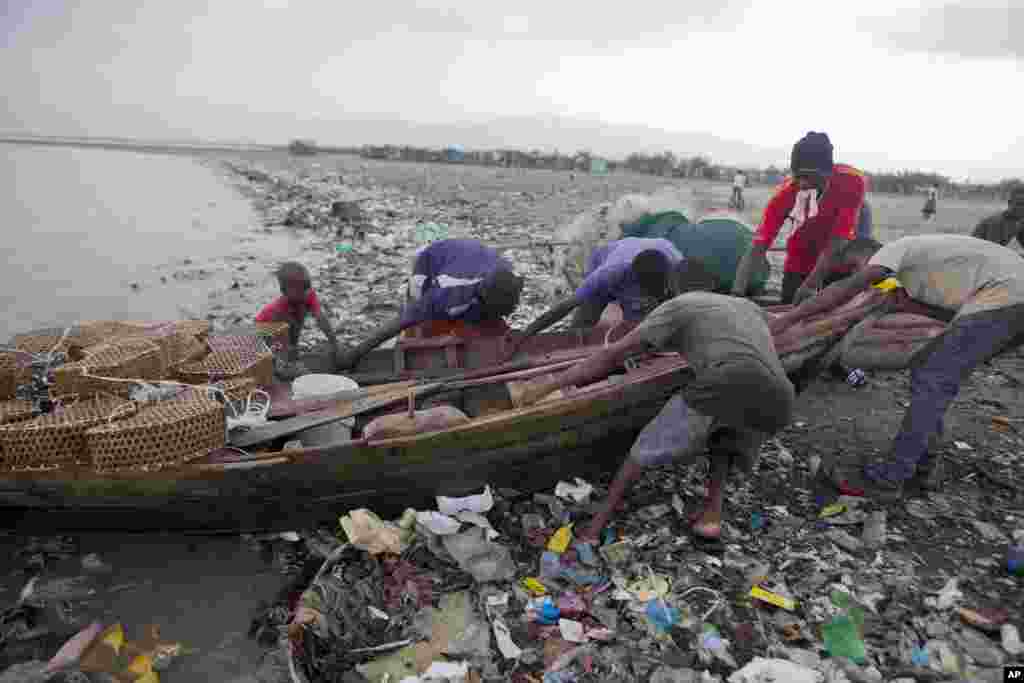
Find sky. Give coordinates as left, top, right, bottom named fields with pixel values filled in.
left=1, top=0, right=1021, bottom=181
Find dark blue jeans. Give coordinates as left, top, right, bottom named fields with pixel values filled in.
left=872, top=305, right=1024, bottom=481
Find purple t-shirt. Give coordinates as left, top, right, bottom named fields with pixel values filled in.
left=401, top=239, right=515, bottom=326
left=575, top=238, right=684, bottom=320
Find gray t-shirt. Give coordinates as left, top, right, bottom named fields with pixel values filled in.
left=634, top=292, right=785, bottom=374
left=632, top=292, right=793, bottom=433
left=868, top=234, right=1024, bottom=320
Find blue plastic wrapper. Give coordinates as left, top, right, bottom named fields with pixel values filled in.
left=645, top=598, right=680, bottom=633
left=573, top=542, right=598, bottom=566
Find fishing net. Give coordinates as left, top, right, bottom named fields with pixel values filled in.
left=0, top=396, right=138, bottom=470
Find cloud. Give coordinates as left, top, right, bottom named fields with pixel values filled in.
left=858, top=2, right=1022, bottom=60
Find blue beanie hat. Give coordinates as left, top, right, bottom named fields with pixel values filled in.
left=791, top=132, right=834, bottom=176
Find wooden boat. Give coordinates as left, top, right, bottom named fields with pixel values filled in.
left=0, top=346, right=689, bottom=534
left=0, top=298, right=948, bottom=533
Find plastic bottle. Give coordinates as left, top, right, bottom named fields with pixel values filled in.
left=846, top=368, right=867, bottom=387
left=822, top=614, right=867, bottom=664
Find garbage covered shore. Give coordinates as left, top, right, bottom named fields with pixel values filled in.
left=1, top=153, right=1022, bottom=682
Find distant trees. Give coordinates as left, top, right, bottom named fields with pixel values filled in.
left=288, top=139, right=318, bottom=156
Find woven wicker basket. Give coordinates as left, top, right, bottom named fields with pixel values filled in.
left=177, top=338, right=274, bottom=387
left=255, top=322, right=291, bottom=354
left=0, top=351, right=31, bottom=401
left=0, top=396, right=138, bottom=470
left=86, top=394, right=226, bottom=471
left=9, top=322, right=139, bottom=355
left=53, top=338, right=165, bottom=398
left=0, top=400, right=34, bottom=425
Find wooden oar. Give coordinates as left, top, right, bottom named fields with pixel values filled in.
left=230, top=382, right=442, bottom=448
left=267, top=380, right=416, bottom=419
left=236, top=352, right=596, bottom=448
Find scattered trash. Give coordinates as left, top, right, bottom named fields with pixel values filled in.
left=554, top=478, right=594, bottom=504
left=340, top=508, right=410, bottom=555
left=558, top=619, right=586, bottom=643
left=971, top=519, right=1006, bottom=543
left=437, top=486, right=494, bottom=517
left=441, top=527, right=516, bottom=583
left=80, top=553, right=112, bottom=573
left=728, top=657, right=822, bottom=683
left=547, top=526, right=574, bottom=553
left=1002, top=623, right=1022, bottom=656
left=749, top=585, right=796, bottom=611
left=861, top=511, right=886, bottom=549
left=826, top=529, right=862, bottom=553
left=822, top=614, right=866, bottom=664
left=926, top=578, right=964, bottom=610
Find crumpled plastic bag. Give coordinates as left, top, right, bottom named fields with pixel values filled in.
left=441, top=527, right=515, bottom=583
left=340, top=509, right=409, bottom=555
left=399, top=661, right=469, bottom=682
left=728, top=657, right=823, bottom=683
left=554, top=478, right=594, bottom=503
left=437, top=486, right=494, bottom=516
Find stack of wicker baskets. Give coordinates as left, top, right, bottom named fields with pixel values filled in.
left=0, top=320, right=281, bottom=471
left=85, top=389, right=226, bottom=472
left=0, top=396, right=139, bottom=470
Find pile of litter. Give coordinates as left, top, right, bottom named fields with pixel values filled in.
left=274, top=440, right=1023, bottom=683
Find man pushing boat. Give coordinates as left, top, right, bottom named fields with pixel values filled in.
left=509, top=237, right=714, bottom=355
left=336, top=238, right=524, bottom=370
left=732, top=132, right=870, bottom=305
left=770, top=235, right=1024, bottom=499
left=514, top=291, right=795, bottom=544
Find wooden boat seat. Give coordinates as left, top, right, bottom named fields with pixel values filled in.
left=394, top=335, right=465, bottom=373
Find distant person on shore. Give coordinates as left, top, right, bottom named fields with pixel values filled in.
left=514, top=291, right=795, bottom=544
left=509, top=238, right=713, bottom=355
left=732, top=132, right=867, bottom=305
left=769, top=235, right=1024, bottom=499
left=336, top=239, right=524, bottom=370
left=731, top=170, right=746, bottom=208
left=922, top=183, right=939, bottom=222
left=255, top=261, right=342, bottom=370
left=972, top=185, right=1024, bottom=248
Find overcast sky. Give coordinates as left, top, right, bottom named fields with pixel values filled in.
left=2, top=1, right=1020, bottom=181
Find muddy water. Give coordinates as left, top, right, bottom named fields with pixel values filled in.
left=0, top=144, right=307, bottom=341
left=0, top=531, right=303, bottom=681
left=0, top=145, right=316, bottom=681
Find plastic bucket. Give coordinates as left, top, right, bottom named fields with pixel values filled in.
left=292, top=374, right=359, bottom=447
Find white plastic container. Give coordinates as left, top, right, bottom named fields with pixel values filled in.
left=292, top=374, right=359, bottom=447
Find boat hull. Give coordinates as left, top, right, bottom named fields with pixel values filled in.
left=0, top=359, right=688, bottom=533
